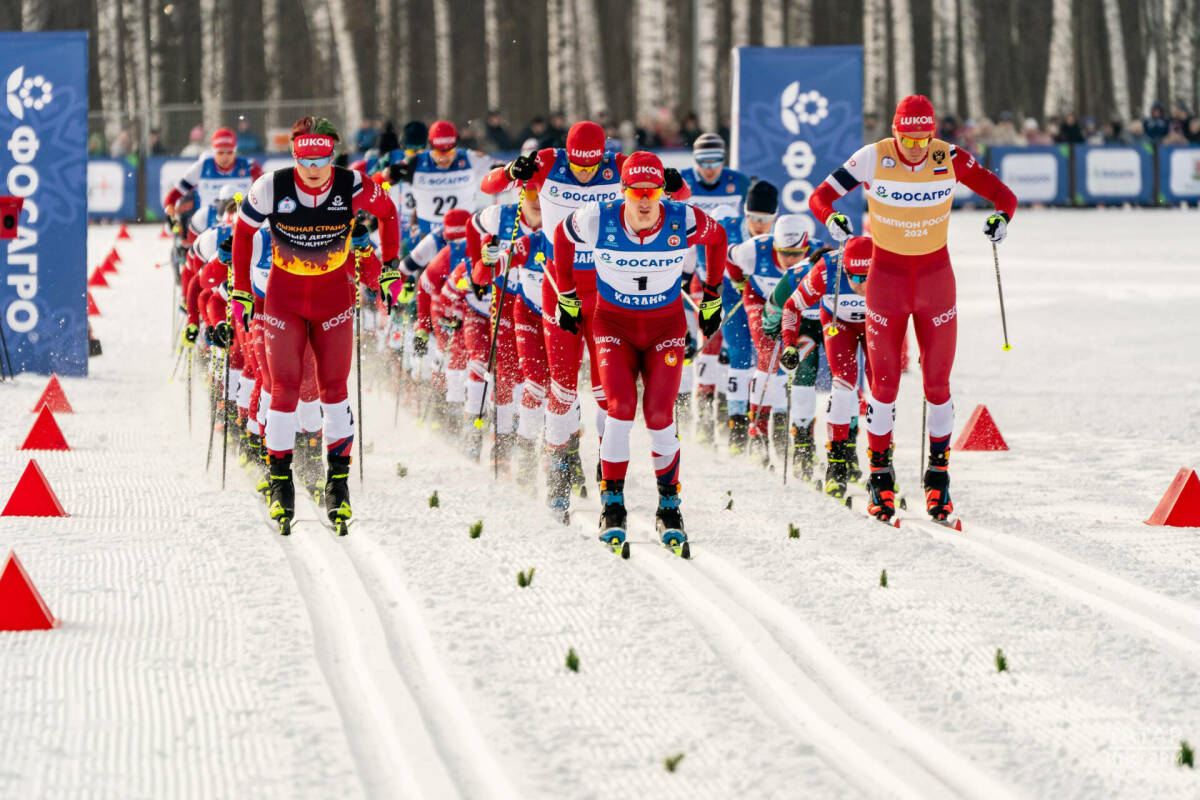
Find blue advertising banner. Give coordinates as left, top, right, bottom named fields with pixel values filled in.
left=87, top=156, right=137, bottom=220
left=0, top=32, right=88, bottom=376
left=1073, top=144, right=1153, bottom=205
left=1157, top=145, right=1200, bottom=203
left=731, top=46, right=864, bottom=241
left=988, top=145, right=1070, bottom=206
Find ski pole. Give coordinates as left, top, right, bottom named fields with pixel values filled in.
left=186, top=347, right=193, bottom=435
left=752, top=340, right=782, bottom=468
left=205, top=347, right=220, bottom=471
left=169, top=344, right=185, bottom=382
left=992, top=242, right=1012, bottom=351
left=824, top=239, right=847, bottom=337
left=353, top=252, right=365, bottom=485
left=220, top=268, right=233, bottom=490
left=783, top=365, right=793, bottom=485
left=919, top=397, right=927, bottom=478
left=0, top=314, right=12, bottom=380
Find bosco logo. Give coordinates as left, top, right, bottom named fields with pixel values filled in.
left=6, top=67, right=53, bottom=119
left=779, top=83, right=829, bottom=134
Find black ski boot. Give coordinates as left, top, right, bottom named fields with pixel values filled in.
left=696, top=391, right=715, bottom=445
left=824, top=441, right=849, bottom=498
left=268, top=454, right=296, bottom=535
left=546, top=448, right=572, bottom=524
left=565, top=431, right=588, bottom=498
left=324, top=454, right=352, bottom=535
left=295, top=434, right=325, bottom=503
left=729, top=413, right=750, bottom=455
left=598, top=479, right=629, bottom=558
left=791, top=422, right=815, bottom=481
left=866, top=448, right=897, bottom=523
left=674, top=393, right=693, bottom=438
left=845, top=441, right=863, bottom=484
left=923, top=450, right=954, bottom=523
left=515, top=436, right=539, bottom=494
left=655, top=482, right=690, bottom=559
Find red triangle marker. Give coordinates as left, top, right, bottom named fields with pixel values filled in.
left=109, top=247, right=121, bottom=264
left=1, top=460, right=68, bottom=517
left=101, top=254, right=118, bottom=275
left=31, top=374, right=73, bottom=413
left=159, top=228, right=171, bottom=239
left=87, top=269, right=109, bottom=288
left=117, top=223, right=131, bottom=240
left=87, top=292, right=101, bottom=316
left=0, top=551, right=57, bottom=630
left=953, top=404, right=1008, bottom=451
left=1145, top=468, right=1200, bottom=527
left=19, top=407, right=69, bottom=451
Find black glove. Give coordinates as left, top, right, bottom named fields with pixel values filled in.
left=506, top=154, right=537, bottom=182
left=378, top=260, right=402, bottom=311
left=211, top=321, right=233, bottom=349
left=780, top=346, right=800, bottom=371
left=388, top=159, right=415, bottom=183
left=663, top=167, right=684, bottom=194
left=413, top=329, right=429, bottom=357
left=556, top=290, right=582, bottom=335
left=697, top=284, right=723, bottom=338
left=351, top=220, right=372, bottom=250
left=470, top=280, right=488, bottom=301
left=718, top=348, right=730, bottom=366
left=182, top=323, right=199, bottom=346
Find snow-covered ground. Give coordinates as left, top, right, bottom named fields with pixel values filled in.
left=1, top=210, right=1199, bottom=799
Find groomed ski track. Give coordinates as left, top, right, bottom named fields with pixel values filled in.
left=1, top=212, right=1197, bottom=798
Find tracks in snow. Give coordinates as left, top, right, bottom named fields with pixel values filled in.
left=281, top=496, right=518, bottom=800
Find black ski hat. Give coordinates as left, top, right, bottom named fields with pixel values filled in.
left=375, top=120, right=400, bottom=154
left=402, top=120, right=428, bottom=150
left=745, top=180, right=778, bottom=215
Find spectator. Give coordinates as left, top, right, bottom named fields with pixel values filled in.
left=718, top=116, right=731, bottom=145
left=1143, top=102, right=1169, bottom=142
left=543, top=111, right=568, bottom=148
left=1126, top=119, right=1150, bottom=146
left=988, top=111, right=1023, bottom=146
left=180, top=125, right=206, bottom=156
left=109, top=128, right=132, bottom=158
left=1081, top=117, right=1104, bottom=145
left=354, top=117, right=377, bottom=152
left=375, top=120, right=400, bottom=155
left=634, top=115, right=660, bottom=148
left=1023, top=117, right=1053, bottom=145
left=1103, top=116, right=1130, bottom=145
left=1162, top=120, right=1190, bottom=146
left=88, top=131, right=106, bottom=156
left=235, top=119, right=262, bottom=153
left=485, top=110, right=514, bottom=151
left=1188, top=118, right=1200, bottom=145
left=517, top=116, right=547, bottom=146
left=679, top=112, right=702, bottom=147
left=1055, top=112, right=1084, bottom=144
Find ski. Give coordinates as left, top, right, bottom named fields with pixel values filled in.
left=662, top=538, right=691, bottom=559
left=599, top=534, right=630, bottom=559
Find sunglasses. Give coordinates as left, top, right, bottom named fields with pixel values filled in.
left=296, top=155, right=333, bottom=168
left=848, top=273, right=867, bottom=283
left=745, top=211, right=775, bottom=225
left=775, top=246, right=809, bottom=257
left=695, top=157, right=724, bottom=168
left=569, top=161, right=600, bottom=174
left=897, top=134, right=932, bottom=148
left=623, top=186, right=663, bottom=202
left=431, top=147, right=456, bottom=157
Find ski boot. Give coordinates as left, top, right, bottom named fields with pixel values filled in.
left=324, top=454, right=352, bottom=535
left=696, top=391, right=715, bottom=445
left=546, top=448, right=572, bottom=524
left=655, top=482, right=690, bottom=559
left=267, top=454, right=296, bottom=536
left=237, top=427, right=254, bottom=467
left=866, top=448, right=898, bottom=524
left=598, top=478, right=630, bottom=558
left=674, top=393, right=693, bottom=438
left=565, top=431, right=588, bottom=498
left=824, top=441, right=850, bottom=499
left=923, top=450, right=955, bottom=524
left=845, top=440, right=864, bottom=485
left=716, top=392, right=730, bottom=430
left=295, top=434, right=325, bottom=503
left=790, top=421, right=815, bottom=481
left=443, top=402, right=464, bottom=439
left=492, top=432, right=517, bottom=477
left=729, top=414, right=750, bottom=454
left=515, top=436, right=539, bottom=495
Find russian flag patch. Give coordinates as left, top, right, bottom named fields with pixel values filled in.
left=933, top=166, right=948, bottom=175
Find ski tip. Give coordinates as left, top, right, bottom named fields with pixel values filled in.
left=680, top=541, right=692, bottom=560
left=620, top=541, right=631, bottom=559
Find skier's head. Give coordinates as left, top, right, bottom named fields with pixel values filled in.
left=744, top=180, right=778, bottom=236
left=402, top=120, right=428, bottom=155
left=211, top=127, right=237, bottom=168
left=217, top=184, right=241, bottom=221
left=892, top=94, right=936, bottom=160
left=566, top=121, right=606, bottom=183
left=773, top=214, right=811, bottom=267
left=620, top=151, right=665, bottom=231
left=441, top=208, right=471, bottom=240
left=692, top=132, right=726, bottom=183
left=429, top=120, right=458, bottom=167
left=291, top=116, right=340, bottom=187
left=844, top=235, right=872, bottom=295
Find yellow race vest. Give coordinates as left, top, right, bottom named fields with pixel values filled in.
left=866, top=138, right=956, bottom=256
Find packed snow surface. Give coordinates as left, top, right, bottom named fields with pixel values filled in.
left=1, top=209, right=1198, bottom=798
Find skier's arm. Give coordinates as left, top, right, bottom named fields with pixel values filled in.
left=481, top=148, right=554, bottom=194
left=780, top=297, right=802, bottom=348
left=794, top=260, right=828, bottom=308
left=724, top=239, right=754, bottom=284
left=163, top=159, right=203, bottom=211
left=951, top=146, right=1017, bottom=220
left=686, top=207, right=727, bottom=294
left=416, top=248, right=449, bottom=332
left=467, top=206, right=501, bottom=263
left=233, top=174, right=273, bottom=293
left=808, top=144, right=877, bottom=226
left=350, top=171, right=400, bottom=262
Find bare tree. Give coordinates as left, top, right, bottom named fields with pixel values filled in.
left=786, top=0, right=812, bottom=46
left=120, top=0, right=139, bottom=130
left=20, top=0, right=45, bottom=30
left=484, top=0, right=500, bottom=113
left=432, top=0, right=452, bottom=117
left=694, top=0, right=719, bottom=130
left=863, top=0, right=887, bottom=117
left=1167, top=0, right=1196, bottom=109
left=574, top=0, right=607, bottom=116
left=890, top=0, right=916, bottom=99
left=732, top=0, right=751, bottom=48
left=121, top=0, right=152, bottom=154
left=396, top=0, right=410, bottom=121
left=147, top=0, right=163, bottom=134
left=262, top=0, right=284, bottom=131
left=930, top=0, right=958, bottom=113
left=960, top=0, right=984, bottom=121
left=662, top=0, right=681, bottom=116
left=546, top=0, right=563, bottom=114
left=328, top=0, right=363, bottom=135
left=634, top=0, right=666, bottom=122
left=95, top=0, right=124, bottom=148
left=762, top=0, right=784, bottom=47
left=1042, top=0, right=1075, bottom=119
left=378, top=0, right=395, bottom=118
left=559, top=0, right=581, bottom=119
left=300, top=0, right=334, bottom=98
left=1102, top=0, right=1131, bottom=121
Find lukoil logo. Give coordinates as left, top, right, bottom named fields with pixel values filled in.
left=780, top=83, right=828, bottom=134
left=6, top=67, right=53, bottom=119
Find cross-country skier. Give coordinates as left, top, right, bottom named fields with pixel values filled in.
left=163, top=127, right=262, bottom=225
left=808, top=94, right=1017, bottom=522
left=386, top=120, right=492, bottom=237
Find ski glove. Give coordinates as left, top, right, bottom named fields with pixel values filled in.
left=481, top=241, right=502, bottom=266
left=469, top=280, right=488, bottom=302
left=211, top=321, right=234, bottom=349
left=351, top=220, right=372, bottom=251
left=388, top=159, right=415, bottom=184
left=683, top=332, right=697, bottom=363
left=230, top=289, right=254, bottom=332
left=395, top=276, right=416, bottom=306
left=438, top=314, right=462, bottom=333
left=556, top=290, right=582, bottom=335
left=412, top=329, right=429, bottom=357
left=983, top=211, right=1009, bottom=244
left=780, top=346, right=800, bottom=371
left=663, top=167, right=684, bottom=194
left=698, top=284, right=723, bottom=337
left=217, top=236, right=233, bottom=265
left=182, top=323, right=199, bottom=346
left=379, top=260, right=402, bottom=310
left=506, top=154, right=538, bottom=182
left=825, top=213, right=853, bottom=242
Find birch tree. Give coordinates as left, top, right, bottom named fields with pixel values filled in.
left=634, top=0, right=666, bottom=121
left=1167, top=0, right=1196, bottom=108
left=20, top=0, right=45, bottom=30
left=328, top=0, right=363, bottom=136
left=262, top=0, right=284, bottom=130
left=1042, top=0, right=1075, bottom=119
left=574, top=0, right=607, bottom=115
left=732, top=0, right=751, bottom=48
left=662, top=0, right=680, bottom=115
left=300, top=0, right=333, bottom=98
left=546, top=0, right=563, bottom=114
left=395, top=0, right=410, bottom=120
left=559, top=0, right=580, bottom=118
left=1102, top=0, right=1131, bottom=121
left=890, top=0, right=916, bottom=99
left=120, top=0, right=152, bottom=153
left=96, top=0, right=124, bottom=148
left=377, top=0, right=395, bottom=117
left=484, top=0, right=500, bottom=112
left=694, top=0, right=719, bottom=130
left=959, top=0, right=984, bottom=121
left=786, top=0, right=812, bottom=46
left=930, top=0, right=958, bottom=113
left=433, top=0, right=452, bottom=117
left=120, top=2, right=139, bottom=130
left=147, top=0, right=163, bottom=134
left=198, top=0, right=227, bottom=133
left=762, top=0, right=784, bottom=48
left=863, top=0, right=887, bottom=116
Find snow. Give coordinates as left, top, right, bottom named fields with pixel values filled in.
left=1, top=210, right=1199, bottom=798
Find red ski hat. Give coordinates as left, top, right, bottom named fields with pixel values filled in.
left=292, top=134, right=335, bottom=158
left=844, top=236, right=872, bottom=276
left=441, top=208, right=471, bottom=240
left=211, top=127, right=237, bottom=150
left=620, top=151, right=664, bottom=186
left=893, top=95, right=936, bottom=135
left=566, top=121, right=605, bottom=165
left=429, top=120, right=457, bottom=151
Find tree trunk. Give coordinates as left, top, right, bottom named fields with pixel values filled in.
left=574, top=0, right=607, bottom=115
left=396, top=0, right=410, bottom=120
left=432, top=0, right=452, bottom=117
left=377, top=0, right=394, bottom=118
left=1042, top=0, right=1074, bottom=120
left=197, top=0, right=227, bottom=134
left=121, top=1, right=138, bottom=127
left=762, top=0, right=784, bottom=47
left=634, top=0, right=666, bottom=121
left=96, top=0, right=124, bottom=148
left=662, top=0, right=680, bottom=116
left=863, top=0, right=887, bottom=116
left=484, top=0, right=500, bottom=112
left=20, top=0, right=45, bottom=30
left=327, top=0, right=363, bottom=137
left=262, top=0, right=284, bottom=130
left=931, top=0, right=958, bottom=113
left=960, top=0, right=984, bottom=121
left=732, top=0, right=751, bottom=48
left=121, top=0, right=152, bottom=156
left=890, top=0, right=916, bottom=99
left=546, top=0, right=563, bottom=114
left=1101, top=0, right=1131, bottom=121
left=147, top=0, right=163, bottom=134
left=694, top=0, right=719, bottom=130
left=1167, top=0, right=1196, bottom=109
left=301, top=0, right=334, bottom=98
left=559, top=0, right=580, bottom=118
left=787, top=0, right=811, bottom=46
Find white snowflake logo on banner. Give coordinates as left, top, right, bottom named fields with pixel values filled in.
left=780, top=83, right=829, bottom=134
left=6, top=66, right=54, bottom=120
